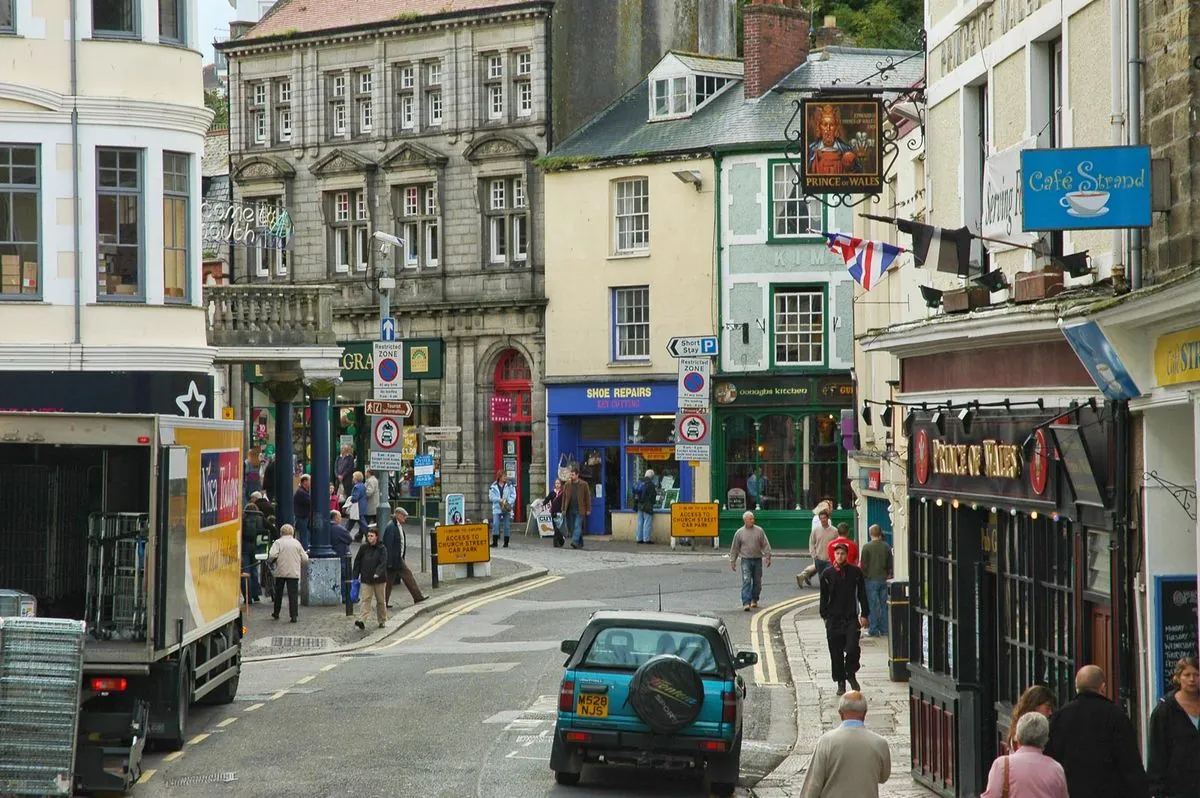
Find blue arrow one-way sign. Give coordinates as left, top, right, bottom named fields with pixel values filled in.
left=381, top=317, right=396, bottom=342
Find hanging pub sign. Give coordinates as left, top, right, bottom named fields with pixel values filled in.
left=799, top=97, right=884, bottom=195
left=908, top=410, right=1059, bottom=508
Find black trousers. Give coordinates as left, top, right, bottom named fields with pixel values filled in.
left=825, top=618, right=861, bottom=682
left=273, top=577, right=299, bottom=620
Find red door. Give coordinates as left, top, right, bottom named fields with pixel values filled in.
left=492, top=350, right=532, bottom=522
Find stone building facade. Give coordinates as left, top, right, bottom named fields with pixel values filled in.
left=219, top=0, right=553, bottom=519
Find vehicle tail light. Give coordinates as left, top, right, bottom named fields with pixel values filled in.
left=565, top=731, right=592, bottom=743
left=722, top=691, right=737, bottom=723
left=91, top=677, right=128, bottom=693
left=559, top=679, right=575, bottom=712
left=699, top=740, right=728, bottom=752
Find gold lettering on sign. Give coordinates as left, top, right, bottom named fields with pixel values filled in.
left=932, top=439, right=1022, bottom=480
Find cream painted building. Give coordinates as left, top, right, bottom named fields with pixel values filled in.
left=542, top=155, right=716, bottom=542
left=0, top=0, right=217, bottom=414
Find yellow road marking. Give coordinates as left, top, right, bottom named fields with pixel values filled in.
left=269, top=690, right=287, bottom=700
left=750, top=594, right=820, bottom=685
left=217, top=717, right=238, bottom=728
left=244, top=702, right=265, bottom=712
left=320, top=663, right=339, bottom=672
left=187, top=733, right=209, bottom=745
left=137, top=769, right=156, bottom=784
left=296, top=675, right=315, bottom=685
left=164, top=751, right=184, bottom=762
left=372, top=575, right=564, bottom=651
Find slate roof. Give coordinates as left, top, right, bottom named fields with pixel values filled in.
left=548, top=46, right=923, bottom=162
left=671, top=52, right=744, bottom=77
left=241, top=0, right=542, bottom=41
left=203, top=131, right=229, bottom=178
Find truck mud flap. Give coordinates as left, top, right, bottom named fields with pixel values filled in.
left=74, top=700, right=148, bottom=794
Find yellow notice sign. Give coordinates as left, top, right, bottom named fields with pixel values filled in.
left=1154, top=326, right=1200, bottom=387
left=438, top=523, right=491, bottom=565
left=670, top=502, right=719, bottom=538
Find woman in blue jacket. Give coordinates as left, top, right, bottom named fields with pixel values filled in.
left=346, top=470, right=369, bottom=540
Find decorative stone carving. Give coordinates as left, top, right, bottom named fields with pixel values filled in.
left=233, top=156, right=296, bottom=183
left=266, top=380, right=302, bottom=403
left=464, top=133, right=537, bottom=163
left=380, top=142, right=449, bottom=170
left=309, top=148, right=377, bottom=176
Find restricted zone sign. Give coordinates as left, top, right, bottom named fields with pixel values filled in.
left=437, top=522, right=491, bottom=565
left=670, top=502, right=719, bottom=538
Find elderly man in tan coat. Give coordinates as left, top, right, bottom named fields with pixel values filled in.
left=267, top=523, right=309, bottom=623
left=801, top=690, right=891, bottom=798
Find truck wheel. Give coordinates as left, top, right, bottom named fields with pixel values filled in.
left=628, top=654, right=705, bottom=733
left=200, top=636, right=240, bottom=705
left=554, top=771, right=581, bottom=786
left=163, top=654, right=193, bottom=751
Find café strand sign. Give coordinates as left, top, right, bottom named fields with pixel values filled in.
left=910, top=414, right=1054, bottom=506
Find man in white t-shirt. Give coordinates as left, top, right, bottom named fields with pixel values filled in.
left=797, top=502, right=836, bottom=588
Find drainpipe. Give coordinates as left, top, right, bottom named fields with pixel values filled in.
left=70, top=0, right=82, bottom=345
left=1127, top=0, right=1143, bottom=289
left=1109, top=0, right=1124, bottom=281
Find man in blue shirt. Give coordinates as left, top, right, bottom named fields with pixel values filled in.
left=329, top=510, right=354, bottom=605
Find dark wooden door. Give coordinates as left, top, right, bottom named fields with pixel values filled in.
left=1089, top=603, right=1115, bottom=700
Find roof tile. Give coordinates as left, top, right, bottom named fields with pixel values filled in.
left=244, top=0, right=537, bottom=40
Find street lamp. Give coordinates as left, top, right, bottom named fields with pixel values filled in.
left=372, top=230, right=405, bottom=537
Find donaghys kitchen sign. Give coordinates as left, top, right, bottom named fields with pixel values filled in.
left=244, top=339, right=444, bottom=383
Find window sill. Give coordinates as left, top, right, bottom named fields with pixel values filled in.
left=607, top=359, right=651, bottom=368
left=0, top=293, right=42, bottom=302
left=766, top=235, right=825, bottom=245
left=95, top=295, right=149, bottom=304
left=90, top=32, right=142, bottom=41
left=607, top=252, right=650, bottom=261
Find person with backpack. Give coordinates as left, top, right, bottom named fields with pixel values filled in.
left=633, top=469, right=657, bottom=544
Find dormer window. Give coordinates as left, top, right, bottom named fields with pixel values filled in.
left=653, top=77, right=688, bottom=118
left=696, top=76, right=732, bottom=105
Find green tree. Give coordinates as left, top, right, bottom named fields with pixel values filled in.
left=736, top=0, right=923, bottom=55
left=205, top=90, right=229, bottom=131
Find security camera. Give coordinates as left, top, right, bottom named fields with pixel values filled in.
left=373, top=231, right=405, bottom=248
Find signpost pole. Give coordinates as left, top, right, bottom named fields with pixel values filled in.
left=376, top=261, right=393, bottom=541
left=419, top=426, right=427, bottom=573
left=429, top=523, right=439, bottom=589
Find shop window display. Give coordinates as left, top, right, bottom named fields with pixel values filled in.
left=721, top=411, right=849, bottom=510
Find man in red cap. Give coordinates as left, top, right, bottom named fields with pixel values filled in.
left=819, top=541, right=870, bottom=695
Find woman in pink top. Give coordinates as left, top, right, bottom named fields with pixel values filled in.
left=982, top=712, right=1068, bottom=798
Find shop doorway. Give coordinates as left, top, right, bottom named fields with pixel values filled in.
left=1088, top=604, right=1115, bottom=700
left=492, top=350, right=532, bottom=522
left=578, top=445, right=620, bottom=534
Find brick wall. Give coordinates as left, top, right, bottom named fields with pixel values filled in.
left=743, top=0, right=810, bottom=99
left=1141, top=0, right=1200, bottom=284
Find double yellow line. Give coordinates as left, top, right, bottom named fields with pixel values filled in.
left=749, top=592, right=820, bottom=685
left=370, top=575, right=563, bottom=651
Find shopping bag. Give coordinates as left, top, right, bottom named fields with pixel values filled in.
left=349, top=578, right=361, bottom=604
left=556, top=453, right=573, bottom=482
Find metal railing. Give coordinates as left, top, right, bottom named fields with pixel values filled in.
left=204, top=285, right=336, bottom=348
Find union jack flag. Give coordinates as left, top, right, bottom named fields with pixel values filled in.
left=823, top=232, right=905, bottom=291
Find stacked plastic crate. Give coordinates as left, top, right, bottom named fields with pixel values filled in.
left=0, top=618, right=86, bottom=796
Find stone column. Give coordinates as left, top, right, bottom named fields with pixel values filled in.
left=305, top=376, right=342, bottom=558
left=266, top=379, right=300, bottom=531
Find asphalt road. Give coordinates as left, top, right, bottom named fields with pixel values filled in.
left=133, top=544, right=811, bottom=798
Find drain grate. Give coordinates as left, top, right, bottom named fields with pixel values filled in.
left=163, top=772, right=238, bottom=787
left=267, top=636, right=329, bottom=649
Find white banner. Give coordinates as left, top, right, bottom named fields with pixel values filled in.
left=982, top=137, right=1039, bottom=253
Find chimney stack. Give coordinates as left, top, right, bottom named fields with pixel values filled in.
left=743, top=0, right=812, bottom=100
left=229, top=20, right=255, bottom=40
left=814, top=15, right=845, bottom=49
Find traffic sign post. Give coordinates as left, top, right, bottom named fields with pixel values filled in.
left=422, top=425, right=462, bottom=441
left=413, top=454, right=436, bottom=488
left=364, top=399, right=413, bottom=418
left=380, top=317, right=396, bottom=342
left=667, top=336, right=719, bottom=358
left=677, top=357, right=710, bottom=409
left=373, top=342, right=403, bottom=400
left=369, top=414, right=405, bottom=471
left=674, top=409, right=711, bottom=461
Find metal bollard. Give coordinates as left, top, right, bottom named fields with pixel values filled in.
left=342, top=555, right=353, bottom=616
left=430, top=527, right=439, bottom=590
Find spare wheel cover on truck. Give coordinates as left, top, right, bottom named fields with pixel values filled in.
left=628, top=654, right=705, bottom=733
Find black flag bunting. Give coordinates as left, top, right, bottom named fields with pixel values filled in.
left=860, top=214, right=975, bottom=278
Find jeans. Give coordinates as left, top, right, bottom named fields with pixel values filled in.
left=272, top=577, right=299, bottom=620
left=296, top=519, right=311, bottom=551
left=241, top=560, right=260, bottom=601
left=865, top=578, right=888, bottom=636
left=567, top=511, right=584, bottom=547
left=636, top=510, right=653, bottom=542
left=825, top=618, right=861, bottom=682
left=492, top=512, right=511, bottom=540
left=740, top=557, right=764, bottom=606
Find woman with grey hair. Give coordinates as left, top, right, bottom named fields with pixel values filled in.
left=981, top=712, right=1068, bottom=797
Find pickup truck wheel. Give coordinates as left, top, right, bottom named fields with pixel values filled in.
left=554, top=771, right=581, bottom=786
left=628, top=654, right=705, bottom=733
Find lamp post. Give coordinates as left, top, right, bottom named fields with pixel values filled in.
left=372, top=231, right=404, bottom=538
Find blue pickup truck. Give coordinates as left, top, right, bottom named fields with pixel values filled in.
left=550, top=610, right=758, bottom=796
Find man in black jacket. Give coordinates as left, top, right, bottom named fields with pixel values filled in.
left=382, top=508, right=427, bottom=609
left=819, top=541, right=870, bottom=696
left=352, top=527, right=389, bottom=630
left=293, top=475, right=313, bottom=551
left=1044, top=665, right=1149, bottom=798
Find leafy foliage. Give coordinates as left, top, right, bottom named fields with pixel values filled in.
left=736, top=0, right=924, bottom=54
left=205, top=90, right=229, bottom=132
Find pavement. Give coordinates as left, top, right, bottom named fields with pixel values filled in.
left=752, top=599, right=934, bottom=798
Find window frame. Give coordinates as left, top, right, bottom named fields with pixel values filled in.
left=650, top=75, right=690, bottom=120
left=0, top=1, right=14, bottom=33
left=484, top=52, right=505, bottom=121
left=95, top=146, right=145, bottom=302
left=248, top=196, right=288, bottom=278
left=612, top=177, right=650, bottom=256
left=427, top=89, right=443, bottom=126
left=516, top=78, right=533, bottom=117
left=161, top=151, right=190, bottom=303
left=487, top=84, right=505, bottom=121
left=611, top=285, right=650, bottom=362
left=92, top=0, right=139, bottom=38
left=426, top=60, right=442, bottom=86
left=0, top=143, right=41, bottom=299
left=769, top=284, right=827, bottom=369
left=395, top=183, right=439, bottom=270
left=767, top=159, right=824, bottom=242
left=329, top=73, right=348, bottom=138
left=481, top=176, right=528, bottom=268
left=327, top=189, right=368, bottom=275
left=158, top=0, right=185, bottom=44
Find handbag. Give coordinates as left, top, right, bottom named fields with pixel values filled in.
left=349, top=578, right=361, bottom=604
left=556, top=453, right=573, bottom=482
left=343, top=497, right=361, bottom=521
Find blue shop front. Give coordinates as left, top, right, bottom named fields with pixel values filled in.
left=547, top=382, right=705, bottom=539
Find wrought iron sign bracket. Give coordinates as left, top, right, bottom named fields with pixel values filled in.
left=1142, top=470, right=1197, bottom=521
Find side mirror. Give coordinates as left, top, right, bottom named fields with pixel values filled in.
left=734, top=650, right=758, bottom=669
left=560, top=639, right=578, bottom=656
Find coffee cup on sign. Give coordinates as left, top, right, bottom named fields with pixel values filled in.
left=1059, top=190, right=1110, bottom=216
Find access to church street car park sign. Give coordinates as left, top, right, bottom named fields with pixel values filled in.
left=670, top=502, right=719, bottom=538
left=437, top=523, right=491, bottom=565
